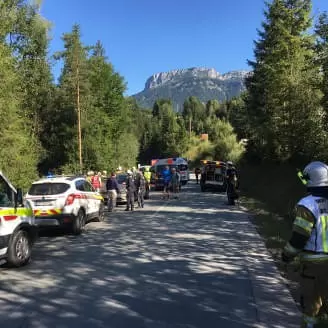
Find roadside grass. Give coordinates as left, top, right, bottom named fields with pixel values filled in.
left=238, top=163, right=305, bottom=308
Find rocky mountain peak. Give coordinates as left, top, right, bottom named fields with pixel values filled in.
left=133, top=67, right=250, bottom=110
left=144, top=67, right=249, bottom=90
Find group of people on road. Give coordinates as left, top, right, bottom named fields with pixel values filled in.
left=161, top=165, right=181, bottom=200
left=106, top=167, right=151, bottom=212
left=86, top=170, right=107, bottom=192
left=80, top=159, right=328, bottom=327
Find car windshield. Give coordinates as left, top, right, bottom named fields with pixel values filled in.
left=155, top=165, right=176, bottom=173
left=117, top=175, right=127, bottom=184
left=28, top=183, right=70, bottom=195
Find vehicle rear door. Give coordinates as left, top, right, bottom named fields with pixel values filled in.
left=75, top=179, right=91, bottom=215
left=27, top=182, right=69, bottom=217
left=83, top=180, right=99, bottom=216
left=0, top=175, right=19, bottom=241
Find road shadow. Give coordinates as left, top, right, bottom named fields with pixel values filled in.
left=0, top=182, right=300, bottom=328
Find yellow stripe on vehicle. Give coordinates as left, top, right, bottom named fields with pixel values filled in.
left=34, top=208, right=62, bottom=216
left=294, top=216, right=313, bottom=234
left=0, top=208, right=33, bottom=216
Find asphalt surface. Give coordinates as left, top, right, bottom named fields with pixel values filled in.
left=0, top=180, right=300, bottom=328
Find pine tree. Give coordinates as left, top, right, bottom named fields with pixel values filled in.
left=54, top=24, right=91, bottom=173
left=246, top=0, right=324, bottom=161
left=87, top=41, right=130, bottom=170
left=0, top=1, right=39, bottom=187
left=315, top=12, right=328, bottom=128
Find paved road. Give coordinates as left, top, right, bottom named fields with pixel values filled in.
left=0, top=181, right=300, bottom=328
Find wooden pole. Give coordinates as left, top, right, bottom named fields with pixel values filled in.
left=77, top=67, right=82, bottom=174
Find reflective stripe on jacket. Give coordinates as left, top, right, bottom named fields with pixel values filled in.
left=298, top=195, right=328, bottom=254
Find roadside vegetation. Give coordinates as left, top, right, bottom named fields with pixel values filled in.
left=2, top=0, right=328, bottom=318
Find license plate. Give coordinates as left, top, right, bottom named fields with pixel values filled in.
left=35, top=201, right=53, bottom=206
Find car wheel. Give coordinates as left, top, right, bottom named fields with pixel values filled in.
left=72, top=209, right=86, bottom=235
left=97, top=203, right=105, bottom=222
left=7, top=230, right=32, bottom=267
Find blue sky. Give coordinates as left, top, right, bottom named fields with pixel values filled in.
left=41, top=0, right=328, bottom=96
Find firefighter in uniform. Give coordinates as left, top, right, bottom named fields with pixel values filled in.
left=125, top=170, right=135, bottom=212
left=226, top=161, right=239, bottom=205
left=282, top=161, right=328, bottom=327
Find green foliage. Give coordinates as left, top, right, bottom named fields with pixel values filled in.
left=139, top=99, right=189, bottom=163
left=182, top=96, right=206, bottom=135
left=0, top=1, right=41, bottom=188
left=245, top=0, right=325, bottom=162
left=211, top=120, right=245, bottom=162
left=4, top=0, right=328, bottom=190
left=316, top=12, right=328, bottom=128
left=0, top=36, right=38, bottom=188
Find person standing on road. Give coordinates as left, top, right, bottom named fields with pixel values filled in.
left=125, top=170, right=136, bottom=211
left=143, top=167, right=152, bottom=199
left=106, top=172, right=120, bottom=212
left=226, top=161, right=239, bottom=205
left=170, top=167, right=180, bottom=199
left=194, top=167, right=201, bottom=184
left=162, top=165, right=171, bottom=200
left=91, top=171, right=101, bottom=192
left=282, top=161, right=328, bottom=328
left=135, top=171, right=146, bottom=208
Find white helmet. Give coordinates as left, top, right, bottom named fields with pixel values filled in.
left=303, top=161, right=328, bottom=187
left=127, top=170, right=132, bottom=175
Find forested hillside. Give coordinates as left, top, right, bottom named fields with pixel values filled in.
left=1, top=0, right=328, bottom=189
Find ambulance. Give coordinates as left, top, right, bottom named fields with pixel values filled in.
left=151, top=157, right=189, bottom=190
left=200, top=160, right=227, bottom=192
left=0, top=171, right=37, bottom=267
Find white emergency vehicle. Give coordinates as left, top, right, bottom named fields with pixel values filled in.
left=0, top=171, right=37, bottom=267
left=151, top=157, right=189, bottom=189
left=26, top=175, right=105, bottom=235
left=200, top=160, right=227, bottom=192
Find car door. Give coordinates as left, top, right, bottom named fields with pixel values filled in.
left=0, top=175, right=19, bottom=238
left=75, top=179, right=91, bottom=216
left=83, top=180, right=98, bottom=217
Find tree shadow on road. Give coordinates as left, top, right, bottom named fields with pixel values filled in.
left=0, top=183, right=300, bottom=328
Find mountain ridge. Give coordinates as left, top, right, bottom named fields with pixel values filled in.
left=132, top=67, right=250, bottom=111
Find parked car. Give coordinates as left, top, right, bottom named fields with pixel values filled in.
left=0, top=171, right=37, bottom=267
left=116, top=173, right=128, bottom=203
left=25, top=175, right=105, bottom=235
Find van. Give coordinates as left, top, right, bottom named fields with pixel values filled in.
left=151, top=157, right=189, bottom=190
left=200, top=160, right=227, bottom=192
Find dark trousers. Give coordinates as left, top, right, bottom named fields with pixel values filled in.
left=227, top=182, right=238, bottom=205
left=126, top=191, right=134, bottom=210
left=138, top=189, right=144, bottom=208
left=196, top=174, right=199, bottom=184
left=145, top=182, right=150, bottom=199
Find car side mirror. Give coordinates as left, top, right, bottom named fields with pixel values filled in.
left=16, top=188, right=23, bottom=207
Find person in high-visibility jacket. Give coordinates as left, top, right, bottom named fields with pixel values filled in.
left=282, top=161, right=328, bottom=328
left=143, top=167, right=151, bottom=199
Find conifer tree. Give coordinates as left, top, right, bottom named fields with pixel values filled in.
left=246, top=0, right=324, bottom=161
